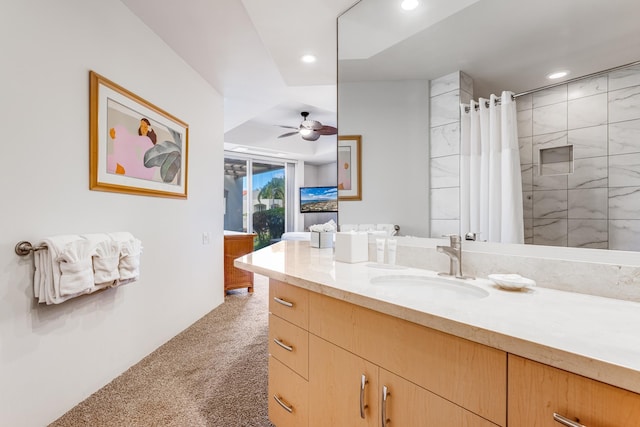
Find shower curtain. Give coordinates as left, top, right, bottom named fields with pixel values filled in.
left=460, top=91, right=524, bottom=244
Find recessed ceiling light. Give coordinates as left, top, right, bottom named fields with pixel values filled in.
left=547, top=71, right=569, bottom=80
left=301, top=54, right=317, bottom=64
left=401, top=0, right=419, bottom=11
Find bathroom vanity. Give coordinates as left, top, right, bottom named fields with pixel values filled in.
left=235, top=240, right=640, bottom=427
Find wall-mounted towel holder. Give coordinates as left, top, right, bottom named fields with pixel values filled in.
left=15, top=241, right=46, bottom=256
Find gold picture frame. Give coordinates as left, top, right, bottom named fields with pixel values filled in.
left=337, top=135, right=362, bottom=201
left=89, top=71, right=189, bottom=199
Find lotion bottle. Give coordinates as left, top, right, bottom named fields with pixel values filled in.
left=387, top=238, right=397, bottom=265
left=376, top=238, right=386, bottom=264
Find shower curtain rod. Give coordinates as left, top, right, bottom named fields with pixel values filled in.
left=463, top=59, right=640, bottom=113
left=513, top=59, right=640, bottom=98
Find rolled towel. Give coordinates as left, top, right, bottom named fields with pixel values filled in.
left=93, top=240, right=121, bottom=285
left=57, top=240, right=96, bottom=297
left=118, top=238, right=143, bottom=285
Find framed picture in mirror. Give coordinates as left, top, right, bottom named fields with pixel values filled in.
left=338, top=135, right=362, bottom=201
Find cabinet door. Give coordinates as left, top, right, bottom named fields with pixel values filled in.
left=309, top=335, right=379, bottom=427
left=508, top=355, right=640, bottom=427
left=379, top=369, right=498, bottom=427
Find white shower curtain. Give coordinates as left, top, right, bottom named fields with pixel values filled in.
left=460, top=91, right=524, bottom=244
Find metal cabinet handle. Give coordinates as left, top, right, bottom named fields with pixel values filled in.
left=553, top=413, right=586, bottom=427
left=273, top=395, right=293, bottom=413
left=273, top=296, right=294, bottom=307
left=381, top=385, right=390, bottom=426
left=273, top=338, right=293, bottom=352
left=359, top=374, right=368, bottom=419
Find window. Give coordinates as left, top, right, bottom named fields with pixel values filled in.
left=224, top=154, right=296, bottom=249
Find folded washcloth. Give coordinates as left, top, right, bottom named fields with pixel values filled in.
left=93, top=240, right=121, bottom=285
left=57, top=240, right=96, bottom=296
left=117, top=238, right=143, bottom=285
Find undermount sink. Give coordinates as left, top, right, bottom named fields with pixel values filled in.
left=370, top=274, right=489, bottom=300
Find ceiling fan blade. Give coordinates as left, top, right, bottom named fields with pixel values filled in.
left=277, top=131, right=299, bottom=138
left=277, top=125, right=299, bottom=130
left=317, top=125, right=338, bottom=135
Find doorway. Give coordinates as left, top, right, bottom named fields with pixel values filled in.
left=224, top=155, right=294, bottom=250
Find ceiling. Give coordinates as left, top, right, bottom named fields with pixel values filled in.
left=120, top=0, right=640, bottom=165
left=120, top=0, right=356, bottom=165
left=339, top=0, right=640, bottom=98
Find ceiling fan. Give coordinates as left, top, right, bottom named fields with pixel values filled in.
left=277, top=111, right=337, bottom=141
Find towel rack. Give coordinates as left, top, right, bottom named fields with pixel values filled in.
left=15, top=241, right=46, bottom=256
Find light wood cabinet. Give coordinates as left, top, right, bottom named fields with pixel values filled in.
left=309, top=334, right=497, bottom=427
left=508, top=355, right=640, bottom=427
left=268, top=279, right=506, bottom=426
left=223, top=233, right=255, bottom=295
left=308, top=291, right=507, bottom=426
left=309, top=334, right=379, bottom=427
left=268, top=279, right=310, bottom=427
left=267, top=280, right=640, bottom=427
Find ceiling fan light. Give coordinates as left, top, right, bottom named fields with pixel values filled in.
left=300, top=128, right=313, bottom=136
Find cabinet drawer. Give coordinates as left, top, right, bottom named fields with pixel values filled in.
left=269, top=313, right=309, bottom=379
left=269, top=279, right=308, bottom=329
left=269, top=356, right=308, bottom=427
left=508, top=355, right=640, bottom=427
left=308, top=292, right=506, bottom=426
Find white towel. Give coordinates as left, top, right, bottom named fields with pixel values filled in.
left=34, top=234, right=86, bottom=304
left=117, top=238, right=142, bottom=285
left=93, top=240, right=121, bottom=285
left=57, top=240, right=96, bottom=296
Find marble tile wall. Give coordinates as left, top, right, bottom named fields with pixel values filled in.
left=516, top=63, right=640, bottom=251
left=429, top=71, right=472, bottom=237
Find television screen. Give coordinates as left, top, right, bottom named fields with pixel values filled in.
left=299, top=186, right=338, bottom=213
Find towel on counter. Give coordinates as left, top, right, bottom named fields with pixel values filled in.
left=57, top=240, right=96, bottom=296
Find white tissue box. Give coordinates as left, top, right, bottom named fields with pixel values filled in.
left=334, top=232, right=369, bottom=263
left=310, top=231, right=334, bottom=248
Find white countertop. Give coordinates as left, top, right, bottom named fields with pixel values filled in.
left=235, top=240, right=640, bottom=395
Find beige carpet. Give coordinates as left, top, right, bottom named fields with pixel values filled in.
left=51, top=275, right=274, bottom=427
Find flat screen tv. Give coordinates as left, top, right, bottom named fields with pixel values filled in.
left=299, top=186, right=338, bottom=213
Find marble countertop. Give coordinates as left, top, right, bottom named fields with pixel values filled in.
left=235, top=240, right=640, bottom=395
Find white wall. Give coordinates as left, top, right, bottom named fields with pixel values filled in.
left=338, top=80, right=430, bottom=237
left=0, top=1, right=224, bottom=425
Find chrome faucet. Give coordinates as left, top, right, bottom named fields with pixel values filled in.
left=437, top=235, right=474, bottom=279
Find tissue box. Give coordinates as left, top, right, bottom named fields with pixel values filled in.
left=310, top=231, right=334, bottom=248
left=334, top=232, right=369, bottom=263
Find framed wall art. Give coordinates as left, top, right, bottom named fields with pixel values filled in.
left=89, top=71, right=189, bottom=199
left=337, top=135, right=362, bottom=201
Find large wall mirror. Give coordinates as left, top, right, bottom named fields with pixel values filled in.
left=337, top=0, right=640, bottom=251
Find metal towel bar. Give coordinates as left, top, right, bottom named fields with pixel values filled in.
left=15, top=241, right=47, bottom=256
